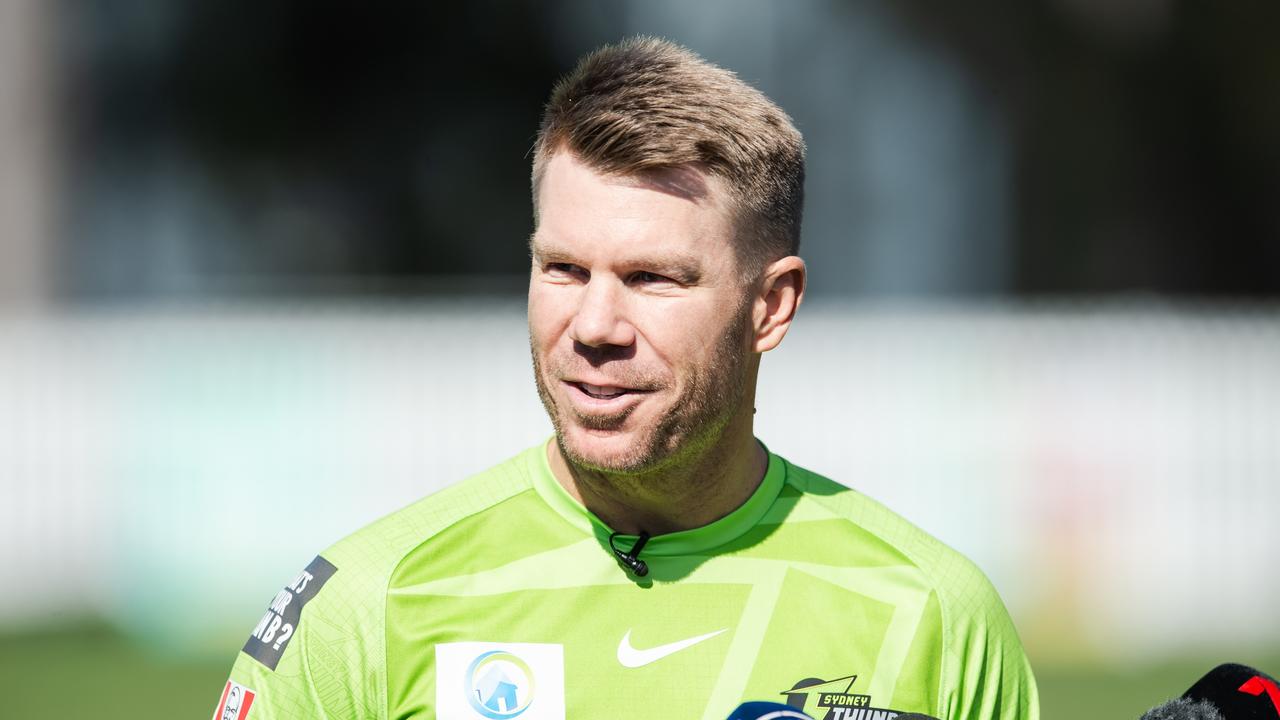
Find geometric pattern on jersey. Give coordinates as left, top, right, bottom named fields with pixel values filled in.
left=218, top=440, right=1039, bottom=720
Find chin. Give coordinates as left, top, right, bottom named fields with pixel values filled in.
left=558, top=424, right=658, bottom=474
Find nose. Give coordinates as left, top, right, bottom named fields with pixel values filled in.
left=569, top=276, right=635, bottom=348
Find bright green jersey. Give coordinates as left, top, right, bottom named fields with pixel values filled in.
left=216, top=442, right=1038, bottom=720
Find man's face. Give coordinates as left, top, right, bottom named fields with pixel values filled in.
left=528, top=151, right=755, bottom=474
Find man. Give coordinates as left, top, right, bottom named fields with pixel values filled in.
left=215, top=37, right=1039, bottom=720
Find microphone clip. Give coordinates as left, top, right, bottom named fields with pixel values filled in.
left=608, top=530, right=650, bottom=577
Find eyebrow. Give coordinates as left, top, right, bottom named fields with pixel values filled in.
left=531, top=241, right=705, bottom=283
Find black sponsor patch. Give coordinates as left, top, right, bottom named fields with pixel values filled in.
left=242, top=555, right=337, bottom=670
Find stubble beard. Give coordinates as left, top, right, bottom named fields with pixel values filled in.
left=531, top=300, right=752, bottom=479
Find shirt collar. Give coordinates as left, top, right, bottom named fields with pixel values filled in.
left=527, top=437, right=787, bottom=557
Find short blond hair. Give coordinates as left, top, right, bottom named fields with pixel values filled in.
left=532, top=37, right=806, bottom=268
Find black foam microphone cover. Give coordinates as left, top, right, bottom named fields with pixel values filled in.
left=1182, top=663, right=1280, bottom=719
left=1140, top=697, right=1226, bottom=720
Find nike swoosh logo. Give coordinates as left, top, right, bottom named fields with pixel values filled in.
left=616, top=628, right=727, bottom=668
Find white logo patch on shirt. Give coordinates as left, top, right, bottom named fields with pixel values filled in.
left=436, top=642, right=565, bottom=720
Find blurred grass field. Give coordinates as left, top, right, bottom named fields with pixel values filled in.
left=0, top=622, right=232, bottom=719
left=2, top=621, right=1276, bottom=718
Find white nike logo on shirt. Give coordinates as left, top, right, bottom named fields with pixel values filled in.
left=615, top=628, right=727, bottom=668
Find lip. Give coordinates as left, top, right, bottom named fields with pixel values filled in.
left=561, top=379, right=651, bottom=411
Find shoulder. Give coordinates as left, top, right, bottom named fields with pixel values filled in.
left=228, top=446, right=543, bottom=713
left=780, top=457, right=996, bottom=600
left=780, top=458, right=1036, bottom=710
left=779, top=457, right=1039, bottom=719
left=313, top=445, right=541, bottom=613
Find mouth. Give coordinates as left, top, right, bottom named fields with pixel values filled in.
left=577, top=382, right=630, bottom=399
left=562, top=380, right=652, bottom=408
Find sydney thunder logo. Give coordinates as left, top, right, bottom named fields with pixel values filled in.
left=780, top=674, right=908, bottom=720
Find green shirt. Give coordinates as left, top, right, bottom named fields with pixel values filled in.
left=217, top=442, right=1039, bottom=720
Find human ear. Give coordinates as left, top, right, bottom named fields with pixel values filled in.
left=751, top=256, right=806, bottom=353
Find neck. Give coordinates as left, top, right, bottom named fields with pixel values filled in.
left=546, top=408, right=768, bottom=536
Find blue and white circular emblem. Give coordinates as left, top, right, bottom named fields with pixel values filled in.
left=464, top=649, right=536, bottom=718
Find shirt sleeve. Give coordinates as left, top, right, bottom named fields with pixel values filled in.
left=215, top=630, right=332, bottom=720
left=938, top=564, right=1040, bottom=720
left=211, top=554, right=383, bottom=720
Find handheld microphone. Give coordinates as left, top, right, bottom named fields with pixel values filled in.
left=1140, top=698, right=1224, bottom=720
left=724, top=701, right=814, bottom=719
left=1140, top=663, right=1280, bottom=719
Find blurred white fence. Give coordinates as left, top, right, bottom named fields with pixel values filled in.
left=1, top=300, right=1277, bottom=663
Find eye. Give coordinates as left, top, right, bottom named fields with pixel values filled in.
left=630, top=271, right=675, bottom=285
left=545, top=262, right=587, bottom=280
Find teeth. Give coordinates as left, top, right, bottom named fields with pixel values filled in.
left=582, top=383, right=624, bottom=398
